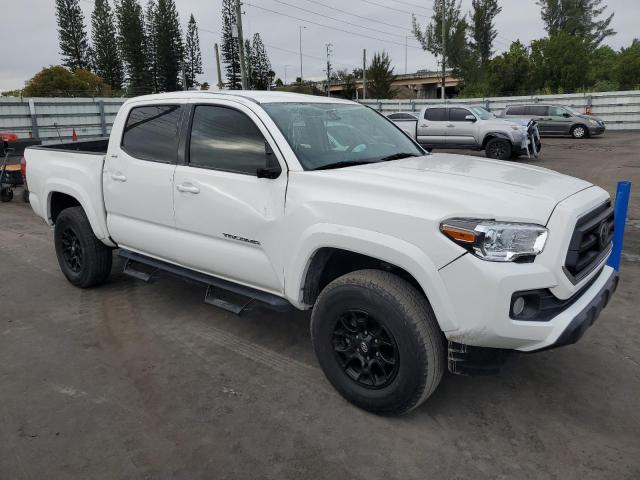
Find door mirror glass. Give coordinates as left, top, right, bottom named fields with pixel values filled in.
left=464, top=114, right=477, bottom=122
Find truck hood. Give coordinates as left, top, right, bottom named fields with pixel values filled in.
left=330, top=153, right=592, bottom=225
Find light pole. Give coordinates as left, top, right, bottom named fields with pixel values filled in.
left=299, top=25, right=306, bottom=83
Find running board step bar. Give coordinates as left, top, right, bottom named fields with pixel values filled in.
left=118, top=250, right=292, bottom=314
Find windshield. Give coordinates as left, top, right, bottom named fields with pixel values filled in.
left=468, top=106, right=496, bottom=120
left=262, top=103, right=424, bottom=170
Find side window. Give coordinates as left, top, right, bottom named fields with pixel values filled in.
left=189, top=105, right=271, bottom=175
left=121, top=105, right=182, bottom=163
left=425, top=108, right=447, bottom=121
left=449, top=108, right=472, bottom=122
left=527, top=105, right=548, bottom=116
left=549, top=106, right=567, bottom=117
left=506, top=106, right=525, bottom=115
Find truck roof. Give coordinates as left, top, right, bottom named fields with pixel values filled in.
left=123, top=90, right=355, bottom=105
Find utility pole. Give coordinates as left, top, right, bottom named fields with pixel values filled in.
left=325, top=43, right=332, bottom=97
left=405, top=35, right=408, bottom=75
left=214, top=43, right=224, bottom=90
left=299, top=25, right=306, bottom=83
left=441, top=0, right=446, bottom=100
left=362, top=49, right=367, bottom=100
left=234, top=0, right=248, bottom=90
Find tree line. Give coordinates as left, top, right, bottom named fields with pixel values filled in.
left=415, top=0, right=640, bottom=97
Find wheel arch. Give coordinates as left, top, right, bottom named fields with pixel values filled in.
left=570, top=123, right=590, bottom=137
left=482, top=131, right=512, bottom=149
left=287, top=227, right=459, bottom=332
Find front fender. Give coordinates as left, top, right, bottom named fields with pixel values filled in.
left=482, top=131, right=514, bottom=148
left=285, top=223, right=459, bottom=332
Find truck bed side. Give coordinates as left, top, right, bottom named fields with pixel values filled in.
left=25, top=142, right=112, bottom=246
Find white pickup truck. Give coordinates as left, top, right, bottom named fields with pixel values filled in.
left=25, top=91, right=618, bottom=415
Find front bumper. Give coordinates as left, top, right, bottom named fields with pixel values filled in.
left=589, top=124, right=606, bottom=136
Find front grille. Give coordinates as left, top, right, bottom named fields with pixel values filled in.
left=564, top=201, right=614, bottom=283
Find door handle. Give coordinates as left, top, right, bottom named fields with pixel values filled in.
left=420, top=124, right=428, bottom=127
left=176, top=183, right=200, bottom=194
left=110, top=173, right=127, bottom=182
left=447, top=124, right=455, bottom=128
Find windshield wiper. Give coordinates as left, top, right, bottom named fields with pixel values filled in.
left=377, top=152, right=420, bottom=162
left=312, top=160, right=375, bottom=171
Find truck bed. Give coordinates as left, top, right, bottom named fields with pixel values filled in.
left=29, top=138, right=109, bottom=155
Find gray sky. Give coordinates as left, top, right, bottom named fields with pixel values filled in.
left=1, top=0, right=638, bottom=91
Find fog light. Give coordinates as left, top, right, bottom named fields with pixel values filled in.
left=512, top=296, right=526, bottom=316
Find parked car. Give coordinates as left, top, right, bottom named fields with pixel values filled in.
left=388, top=105, right=541, bottom=160
left=499, top=104, right=606, bottom=139
left=25, top=91, right=617, bottom=415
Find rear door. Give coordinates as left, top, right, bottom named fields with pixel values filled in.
left=417, top=107, right=447, bottom=146
left=104, top=101, right=184, bottom=260
left=171, top=100, right=288, bottom=293
left=526, top=105, right=551, bottom=134
left=445, top=107, right=477, bottom=147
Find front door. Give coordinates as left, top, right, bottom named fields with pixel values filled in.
left=417, top=107, right=448, bottom=146
left=445, top=107, right=477, bottom=146
left=172, top=101, right=287, bottom=294
left=104, top=102, right=183, bottom=260
left=527, top=105, right=551, bottom=134
left=547, top=106, right=574, bottom=135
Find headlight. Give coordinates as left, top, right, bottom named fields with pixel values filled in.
left=440, top=218, right=548, bottom=262
left=588, top=118, right=598, bottom=125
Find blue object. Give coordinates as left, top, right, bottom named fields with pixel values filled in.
left=608, top=181, right=631, bottom=271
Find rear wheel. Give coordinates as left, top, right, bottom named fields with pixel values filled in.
left=54, top=206, right=112, bottom=288
left=571, top=124, right=588, bottom=139
left=310, top=270, right=445, bottom=415
left=485, top=138, right=512, bottom=160
left=1, top=188, right=13, bottom=202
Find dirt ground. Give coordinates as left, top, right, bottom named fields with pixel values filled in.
left=1, top=131, right=639, bottom=479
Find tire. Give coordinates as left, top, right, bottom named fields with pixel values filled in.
left=1, top=188, right=13, bottom=202
left=54, top=206, right=112, bottom=288
left=22, top=189, right=29, bottom=203
left=570, top=124, right=588, bottom=139
left=485, top=138, right=512, bottom=160
left=310, top=270, right=445, bottom=415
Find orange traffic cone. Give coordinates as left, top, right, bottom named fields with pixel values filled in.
left=71, top=128, right=78, bottom=141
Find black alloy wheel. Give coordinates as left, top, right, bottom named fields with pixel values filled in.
left=332, top=309, right=399, bottom=388
left=60, top=227, right=83, bottom=273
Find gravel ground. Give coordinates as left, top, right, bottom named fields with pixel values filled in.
left=1, top=131, right=639, bottom=479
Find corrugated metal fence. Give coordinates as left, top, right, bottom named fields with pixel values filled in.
left=1, top=91, right=639, bottom=141
left=0, top=97, right=126, bottom=142
left=360, top=90, right=640, bottom=130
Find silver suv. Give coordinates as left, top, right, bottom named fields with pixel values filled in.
left=389, top=105, right=541, bottom=160
left=499, top=104, right=606, bottom=139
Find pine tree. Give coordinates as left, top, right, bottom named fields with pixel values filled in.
left=154, top=0, right=184, bottom=91
left=367, top=51, right=396, bottom=99
left=184, top=14, right=203, bottom=88
left=250, top=33, right=272, bottom=90
left=145, top=0, right=160, bottom=93
left=116, top=0, right=152, bottom=94
left=245, top=38, right=255, bottom=89
left=91, top=0, right=123, bottom=90
left=55, top=0, right=92, bottom=71
left=470, top=0, right=502, bottom=67
left=537, top=0, right=615, bottom=49
left=221, top=0, right=241, bottom=89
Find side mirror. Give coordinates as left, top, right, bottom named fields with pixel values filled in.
left=562, top=112, right=571, bottom=118
left=257, top=141, right=281, bottom=179
left=465, top=114, right=477, bottom=122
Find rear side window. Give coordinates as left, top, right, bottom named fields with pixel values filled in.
left=189, top=105, right=270, bottom=175
left=389, top=113, right=416, bottom=120
left=425, top=108, right=447, bottom=121
left=527, top=105, right=548, bottom=116
left=449, top=108, right=472, bottom=122
left=505, top=106, right=526, bottom=115
left=121, top=105, right=182, bottom=163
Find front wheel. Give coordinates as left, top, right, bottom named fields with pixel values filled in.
left=1, top=188, right=13, bottom=202
left=54, top=206, right=112, bottom=288
left=310, top=270, right=445, bottom=415
left=485, top=138, right=512, bottom=160
left=571, top=124, right=588, bottom=139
